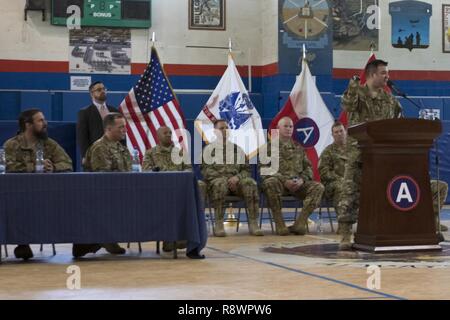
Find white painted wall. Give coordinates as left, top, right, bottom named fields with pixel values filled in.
left=0, top=0, right=268, bottom=66
left=0, top=0, right=449, bottom=70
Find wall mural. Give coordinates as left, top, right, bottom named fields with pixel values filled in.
left=332, top=0, right=379, bottom=51
left=278, top=0, right=333, bottom=76
left=389, top=0, right=432, bottom=52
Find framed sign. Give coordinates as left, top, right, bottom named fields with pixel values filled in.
left=443, top=5, right=450, bottom=53
left=189, top=0, right=226, bottom=30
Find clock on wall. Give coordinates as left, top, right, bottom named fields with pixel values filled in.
left=281, top=0, right=330, bottom=40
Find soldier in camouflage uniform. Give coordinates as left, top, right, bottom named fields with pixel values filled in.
left=318, top=121, right=349, bottom=234
left=201, top=120, right=263, bottom=237
left=431, top=180, right=449, bottom=237
left=78, top=113, right=129, bottom=257
left=3, top=108, right=73, bottom=260
left=84, top=113, right=131, bottom=172
left=142, top=126, right=191, bottom=252
left=337, top=59, right=403, bottom=250
left=260, top=117, right=324, bottom=236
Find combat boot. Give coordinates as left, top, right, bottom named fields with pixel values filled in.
left=338, top=223, right=353, bottom=251
left=272, top=210, right=289, bottom=236
left=288, top=212, right=309, bottom=235
left=248, top=218, right=264, bottom=236
left=213, top=208, right=226, bottom=237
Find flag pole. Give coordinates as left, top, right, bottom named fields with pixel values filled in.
left=151, top=32, right=156, bottom=48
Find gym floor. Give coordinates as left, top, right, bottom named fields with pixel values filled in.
left=0, top=208, right=449, bottom=300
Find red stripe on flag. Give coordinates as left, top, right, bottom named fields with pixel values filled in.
left=153, top=108, right=165, bottom=127
left=305, top=147, right=320, bottom=182
left=119, top=105, right=140, bottom=149
left=269, top=98, right=300, bottom=132
left=124, top=95, right=151, bottom=150
left=172, top=99, right=187, bottom=128
left=142, top=112, right=159, bottom=146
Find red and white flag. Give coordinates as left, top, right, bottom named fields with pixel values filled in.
left=119, top=47, right=187, bottom=158
left=269, top=60, right=334, bottom=181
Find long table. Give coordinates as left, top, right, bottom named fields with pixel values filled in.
left=0, top=172, right=207, bottom=261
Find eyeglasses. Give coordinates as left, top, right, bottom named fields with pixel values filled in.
left=92, top=87, right=107, bottom=92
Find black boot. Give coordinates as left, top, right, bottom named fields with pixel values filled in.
left=102, top=243, right=126, bottom=255
left=14, top=245, right=33, bottom=260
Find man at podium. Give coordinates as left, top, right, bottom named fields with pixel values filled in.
left=337, top=59, right=403, bottom=250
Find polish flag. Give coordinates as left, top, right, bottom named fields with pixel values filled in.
left=269, top=60, right=334, bottom=181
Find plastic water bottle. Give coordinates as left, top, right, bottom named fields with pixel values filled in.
left=0, top=148, right=5, bottom=174
left=131, top=148, right=141, bottom=173
left=35, top=148, right=44, bottom=173
left=316, top=214, right=323, bottom=234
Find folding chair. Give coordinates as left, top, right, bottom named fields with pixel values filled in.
left=259, top=194, right=302, bottom=234
left=39, top=244, right=56, bottom=256
left=317, top=198, right=335, bottom=232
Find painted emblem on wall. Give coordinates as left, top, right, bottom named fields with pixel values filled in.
left=389, top=1, right=432, bottom=52
left=332, top=0, right=380, bottom=51
left=278, top=0, right=333, bottom=76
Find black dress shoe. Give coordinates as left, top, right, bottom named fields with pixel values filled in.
left=102, top=243, right=126, bottom=255
left=72, top=244, right=102, bottom=258
left=186, top=249, right=205, bottom=259
left=14, top=245, right=34, bottom=260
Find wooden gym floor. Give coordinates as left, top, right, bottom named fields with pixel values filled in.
left=0, top=208, right=450, bottom=300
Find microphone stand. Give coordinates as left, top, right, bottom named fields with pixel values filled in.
left=390, top=86, right=443, bottom=239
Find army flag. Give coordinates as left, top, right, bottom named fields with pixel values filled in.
left=195, top=54, right=265, bottom=158
left=119, top=47, right=187, bottom=158
left=269, top=59, right=334, bottom=181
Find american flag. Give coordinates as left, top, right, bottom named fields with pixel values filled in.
left=119, top=47, right=187, bottom=158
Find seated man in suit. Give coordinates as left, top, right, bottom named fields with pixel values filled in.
left=74, top=113, right=130, bottom=258
left=142, top=126, right=191, bottom=252
left=260, top=117, right=324, bottom=236
left=4, top=108, right=73, bottom=260
left=77, top=81, right=119, bottom=165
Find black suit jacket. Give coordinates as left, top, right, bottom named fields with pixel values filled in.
left=77, top=104, right=119, bottom=158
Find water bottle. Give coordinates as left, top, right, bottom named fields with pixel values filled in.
left=316, top=213, right=323, bottom=234
left=131, top=148, right=141, bottom=173
left=0, top=148, right=5, bottom=174
left=35, top=148, right=44, bottom=173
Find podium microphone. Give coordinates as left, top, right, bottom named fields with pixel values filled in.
left=387, top=80, right=406, bottom=98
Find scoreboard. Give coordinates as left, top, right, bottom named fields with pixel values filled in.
left=51, top=0, right=152, bottom=28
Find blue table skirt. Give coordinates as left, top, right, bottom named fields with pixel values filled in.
left=0, top=172, right=207, bottom=255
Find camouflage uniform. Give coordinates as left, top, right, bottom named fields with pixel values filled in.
left=431, top=180, right=449, bottom=232
left=318, top=142, right=349, bottom=221
left=260, top=139, right=324, bottom=235
left=142, top=144, right=196, bottom=251
left=3, top=133, right=73, bottom=260
left=142, top=145, right=192, bottom=172
left=201, top=140, right=262, bottom=236
left=80, top=135, right=130, bottom=255
left=337, top=79, right=402, bottom=249
left=4, top=134, right=73, bottom=173
left=84, top=136, right=131, bottom=172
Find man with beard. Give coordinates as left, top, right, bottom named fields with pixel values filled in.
left=3, top=108, right=73, bottom=260
left=77, top=81, right=119, bottom=166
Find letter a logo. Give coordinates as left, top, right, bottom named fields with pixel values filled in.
left=387, top=176, right=420, bottom=212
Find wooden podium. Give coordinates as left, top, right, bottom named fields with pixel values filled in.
left=348, top=119, right=442, bottom=252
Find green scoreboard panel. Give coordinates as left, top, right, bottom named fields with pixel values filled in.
left=51, top=0, right=152, bottom=28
